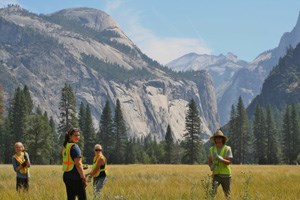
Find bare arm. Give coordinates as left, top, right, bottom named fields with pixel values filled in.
left=220, top=157, right=232, bottom=165
left=74, top=157, right=87, bottom=186
left=89, top=157, right=105, bottom=177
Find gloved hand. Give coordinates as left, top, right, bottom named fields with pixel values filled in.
left=214, top=152, right=224, bottom=162
left=24, top=154, right=28, bottom=161
left=21, top=162, right=27, bottom=167
left=210, top=163, right=217, bottom=171
left=83, top=164, right=88, bottom=170
left=86, top=174, right=92, bottom=183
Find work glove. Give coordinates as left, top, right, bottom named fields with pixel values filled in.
left=21, top=162, right=27, bottom=167
left=86, top=174, right=92, bottom=183
left=214, top=152, right=224, bottom=162
left=83, top=164, right=88, bottom=170
left=210, top=163, right=218, bottom=171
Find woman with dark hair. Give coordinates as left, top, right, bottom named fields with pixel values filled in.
left=62, top=128, right=87, bottom=200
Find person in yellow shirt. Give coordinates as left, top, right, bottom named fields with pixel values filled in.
left=208, top=130, right=233, bottom=199
left=12, top=142, right=31, bottom=191
left=86, top=144, right=107, bottom=198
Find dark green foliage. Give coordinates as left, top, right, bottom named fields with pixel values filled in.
left=81, top=54, right=152, bottom=81
left=49, top=116, right=60, bottom=164
left=26, top=110, right=52, bottom=164
left=111, top=99, right=128, bottom=164
left=58, top=83, right=79, bottom=145
left=253, top=105, right=267, bottom=164
left=265, top=106, right=280, bottom=164
left=282, top=105, right=300, bottom=164
left=0, top=85, right=4, bottom=163
left=227, top=97, right=251, bottom=164
left=79, top=103, right=96, bottom=163
left=164, top=124, right=175, bottom=164
left=99, top=100, right=114, bottom=161
left=182, top=99, right=205, bottom=164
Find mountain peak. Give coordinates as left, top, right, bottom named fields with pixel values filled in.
left=50, top=7, right=120, bottom=32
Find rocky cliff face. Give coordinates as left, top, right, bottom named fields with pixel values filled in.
left=0, top=5, right=219, bottom=140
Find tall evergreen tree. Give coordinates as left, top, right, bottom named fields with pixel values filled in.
left=182, top=99, right=204, bottom=164
left=49, top=116, right=60, bottom=164
left=83, top=104, right=96, bottom=163
left=58, top=84, right=79, bottom=146
left=11, top=87, right=29, bottom=142
left=265, top=106, right=280, bottom=164
left=290, top=105, right=300, bottom=163
left=111, top=99, right=127, bottom=164
left=228, top=105, right=238, bottom=162
left=164, top=124, right=175, bottom=164
left=26, top=109, right=52, bottom=164
left=235, top=96, right=250, bottom=164
left=0, top=85, right=4, bottom=163
left=282, top=106, right=292, bottom=164
left=23, top=85, right=33, bottom=115
left=253, top=104, right=267, bottom=164
left=99, top=100, right=114, bottom=161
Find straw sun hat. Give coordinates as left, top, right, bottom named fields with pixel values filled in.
left=210, top=129, right=228, bottom=143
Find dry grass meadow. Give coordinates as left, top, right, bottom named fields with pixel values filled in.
left=0, top=164, right=299, bottom=200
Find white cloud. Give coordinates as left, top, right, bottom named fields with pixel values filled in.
left=104, top=1, right=212, bottom=65
left=138, top=35, right=211, bottom=65
left=0, top=0, right=19, bottom=7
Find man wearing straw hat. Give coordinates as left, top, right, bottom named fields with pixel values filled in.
left=208, top=129, right=233, bottom=199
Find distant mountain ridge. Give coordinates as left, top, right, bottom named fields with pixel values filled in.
left=167, top=11, right=300, bottom=125
left=0, top=5, right=219, bottom=140
left=248, top=43, right=300, bottom=113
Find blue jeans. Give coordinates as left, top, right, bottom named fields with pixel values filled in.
left=93, top=176, right=107, bottom=198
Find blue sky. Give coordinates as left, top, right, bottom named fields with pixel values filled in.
left=1, top=0, right=300, bottom=64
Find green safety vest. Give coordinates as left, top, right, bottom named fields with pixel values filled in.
left=13, top=152, right=29, bottom=174
left=209, top=145, right=231, bottom=175
left=92, top=154, right=107, bottom=177
left=62, top=143, right=75, bottom=172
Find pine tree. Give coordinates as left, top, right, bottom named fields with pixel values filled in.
left=164, top=124, right=175, bottom=164
left=265, top=106, right=280, bottom=164
left=125, top=137, right=137, bottom=164
left=99, top=100, right=114, bottom=161
left=112, top=99, right=127, bottom=164
left=182, top=99, right=204, bottom=164
left=26, top=109, right=52, bottom=164
left=58, top=84, right=79, bottom=146
left=0, top=85, right=4, bottom=163
left=282, top=106, right=292, bottom=164
left=49, top=116, right=60, bottom=164
left=83, top=104, right=96, bottom=163
left=235, top=96, right=250, bottom=164
left=253, top=104, right=267, bottom=164
left=228, top=105, right=238, bottom=163
left=23, top=85, right=33, bottom=115
left=290, top=105, right=300, bottom=164
left=11, top=87, right=29, bottom=142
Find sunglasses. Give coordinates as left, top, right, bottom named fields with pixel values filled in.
left=94, top=149, right=101, bottom=152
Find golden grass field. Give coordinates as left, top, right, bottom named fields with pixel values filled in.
left=0, top=164, right=299, bottom=200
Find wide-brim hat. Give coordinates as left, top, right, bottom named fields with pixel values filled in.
left=210, top=130, right=228, bottom=143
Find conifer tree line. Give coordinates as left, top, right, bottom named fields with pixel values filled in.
left=1, top=85, right=300, bottom=165
left=227, top=96, right=300, bottom=165
left=0, top=84, right=207, bottom=165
